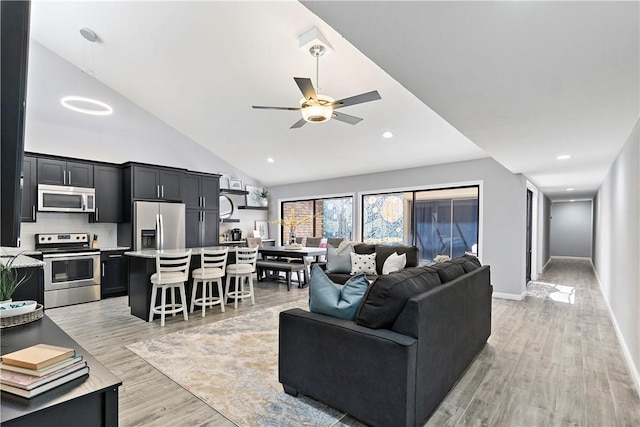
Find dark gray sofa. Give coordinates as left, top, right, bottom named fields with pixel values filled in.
left=324, top=244, right=419, bottom=284
left=279, top=257, right=492, bottom=427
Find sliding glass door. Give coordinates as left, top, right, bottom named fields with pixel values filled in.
left=362, top=186, right=479, bottom=263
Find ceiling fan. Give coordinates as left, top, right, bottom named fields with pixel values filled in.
left=252, top=45, right=381, bottom=129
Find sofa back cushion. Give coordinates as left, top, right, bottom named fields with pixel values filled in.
left=356, top=266, right=442, bottom=329
left=429, top=261, right=466, bottom=283
left=374, top=245, right=418, bottom=274
left=354, top=244, right=376, bottom=255
left=354, top=244, right=418, bottom=274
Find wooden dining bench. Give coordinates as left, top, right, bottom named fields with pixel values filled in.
left=256, top=260, right=306, bottom=290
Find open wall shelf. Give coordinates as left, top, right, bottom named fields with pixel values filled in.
left=238, top=206, right=268, bottom=210
left=221, top=218, right=240, bottom=223
left=220, top=189, right=248, bottom=195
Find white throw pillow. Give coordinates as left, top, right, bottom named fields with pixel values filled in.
left=382, top=252, right=407, bottom=275
left=350, top=252, right=377, bottom=275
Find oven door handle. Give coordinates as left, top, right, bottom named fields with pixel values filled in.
left=43, top=252, right=100, bottom=259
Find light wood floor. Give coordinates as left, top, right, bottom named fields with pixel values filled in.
left=45, top=259, right=640, bottom=426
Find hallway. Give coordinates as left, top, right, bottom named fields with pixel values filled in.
left=426, top=258, right=640, bottom=426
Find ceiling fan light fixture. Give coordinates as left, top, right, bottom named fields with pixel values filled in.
left=300, top=95, right=334, bottom=123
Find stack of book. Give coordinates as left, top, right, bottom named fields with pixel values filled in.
left=0, top=344, right=89, bottom=398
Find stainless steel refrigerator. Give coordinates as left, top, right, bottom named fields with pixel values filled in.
left=133, top=201, right=185, bottom=251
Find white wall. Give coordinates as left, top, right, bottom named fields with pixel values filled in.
left=540, top=194, right=552, bottom=268
left=269, top=157, right=528, bottom=299
left=550, top=200, right=593, bottom=258
left=593, top=118, right=640, bottom=389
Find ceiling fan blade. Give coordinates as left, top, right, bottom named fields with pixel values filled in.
left=332, top=111, right=363, bottom=125
left=294, top=77, right=318, bottom=103
left=252, top=105, right=301, bottom=111
left=290, top=117, right=307, bottom=129
left=333, top=90, right=381, bottom=109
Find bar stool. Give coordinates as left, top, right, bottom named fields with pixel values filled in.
left=149, top=250, right=192, bottom=327
left=190, top=248, right=229, bottom=317
left=224, top=246, right=258, bottom=309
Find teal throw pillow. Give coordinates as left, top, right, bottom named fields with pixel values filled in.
left=325, top=243, right=353, bottom=273
left=308, top=264, right=369, bottom=320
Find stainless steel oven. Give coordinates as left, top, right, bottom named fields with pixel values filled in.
left=36, top=233, right=101, bottom=308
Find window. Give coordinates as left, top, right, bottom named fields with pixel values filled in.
left=362, top=186, right=479, bottom=263
left=280, top=196, right=353, bottom=245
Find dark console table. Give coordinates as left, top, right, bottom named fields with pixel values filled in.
left=0, top=316, right=122, bottom=426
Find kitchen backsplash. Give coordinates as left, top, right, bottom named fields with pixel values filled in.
left=20, top=213, right=118, bottom=250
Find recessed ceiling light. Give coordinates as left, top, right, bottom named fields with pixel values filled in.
left=557, top=155, right=571, bottom=160
left=382, top=131, right=393, bottom=139
left=566, top=188, right=574, bottom=191
left=267, top=157, right=275, bottom=163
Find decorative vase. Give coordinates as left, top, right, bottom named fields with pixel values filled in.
left=260, top=198, right=268, bottom=207
left=289, top=230, right=296, bottom=244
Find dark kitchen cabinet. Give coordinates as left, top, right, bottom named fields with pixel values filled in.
left=181, top=173, right=219, bottom=209
left=11, top=264, right=44, bottom=307
left=132, top=166, right=181, bottom=201
left=201, top=210, right=219, bottom=246
left=182, top=173, right=219, bottom=247
left=101, top=250, right=128, bottom=298
left=185, top=209, right=219, bottom=248
left=21, top=156, right=37, bottom=222
left=92, top=165, right=122, bottom=223
left=37, top=158, right=93, bottom=188
left=185, top=209, right=202, bottom=248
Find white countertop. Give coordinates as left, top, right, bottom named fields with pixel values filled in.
left=0, top=247, right=42, bottom=257
left=0, top=254, right=45, bottom=269
left=125, top=247, right=230, bottom=258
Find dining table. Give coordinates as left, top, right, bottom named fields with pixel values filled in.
left=258, top=246, right=327, bottom=284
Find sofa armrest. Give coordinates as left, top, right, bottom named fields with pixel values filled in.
left=391, top=265, right=492, bottom=424
left=279, top=308, right=418, bottom=427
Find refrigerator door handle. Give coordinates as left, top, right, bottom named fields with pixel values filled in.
left=159, top=214, right=165, bottom=249
left=155, top=213, right=161, bottom=250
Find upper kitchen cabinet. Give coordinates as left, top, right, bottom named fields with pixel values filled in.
left=130, top=165, right=182, bottom=201
left=91, top=165, right=123, bottom=223
left=37, top=158, right=93, bottom=188
left=181, top=173, right=219, bottom=209
left=21, top=156, right=37, bottom=222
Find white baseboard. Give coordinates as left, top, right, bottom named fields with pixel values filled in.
left=590, top=260, right=640, bottom=396
left=492, top=292, right=525, bottom=301
left=541, top=257, right=552, bottom=271
left=550, top=255, right=592, bottom=260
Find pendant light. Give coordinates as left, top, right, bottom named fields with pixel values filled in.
left=60, top=27, right=113, bottom=116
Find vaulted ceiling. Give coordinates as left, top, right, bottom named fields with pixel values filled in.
left=29, top=1, right=639, bottom=201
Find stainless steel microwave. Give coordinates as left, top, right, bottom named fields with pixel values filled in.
left=38, top=184, right=95, bottom=213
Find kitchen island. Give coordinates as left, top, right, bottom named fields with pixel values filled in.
left=125, top=247, right=234, bottom=321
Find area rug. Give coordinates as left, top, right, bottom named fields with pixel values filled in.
left=126, top=301, right=345, bottom=427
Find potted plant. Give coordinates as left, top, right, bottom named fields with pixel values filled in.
left=259, top=188, right=270, bottom=207
left=0, top=255, right=28, bottom=303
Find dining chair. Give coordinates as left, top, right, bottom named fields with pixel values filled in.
left=305, top=237, right=322, bottom=247
left=190, top=248, right=229, bottom=317
left=246, top=237, right=263, bottom=249
left=149, top=250, right=192, bottom=326
left=224, top=246, right=259, bottom=309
